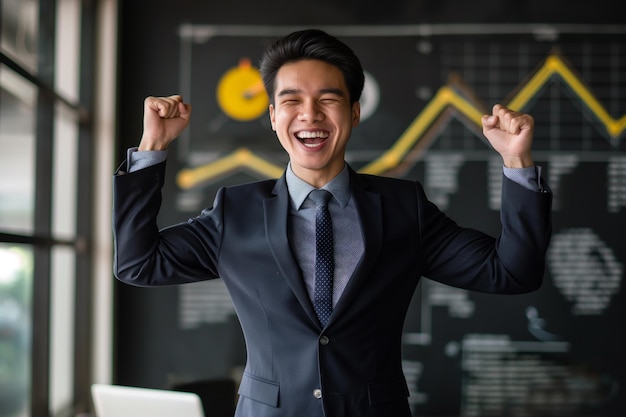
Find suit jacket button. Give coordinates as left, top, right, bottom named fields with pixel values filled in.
left=319, top=336, right=329, bottom=345
left=313, top=389, right=322, bottom=399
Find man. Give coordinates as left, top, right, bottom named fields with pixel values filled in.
left=113, top=29, right=552, bottom=417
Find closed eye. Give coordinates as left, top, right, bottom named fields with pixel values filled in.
left=278, top=98, right=300, bottom=105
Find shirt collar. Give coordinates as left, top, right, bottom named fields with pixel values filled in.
left=285, top=162, right=351, bottom=209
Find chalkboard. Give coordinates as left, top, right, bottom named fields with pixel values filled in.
left=116, top=22, right=626, bottom=416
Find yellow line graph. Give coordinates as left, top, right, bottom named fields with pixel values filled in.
left=176, top=148, right=284, bottom=189
left=176, top=53, right=626, bottom=189
left=359, top=86, right=483, bottom=174
left=508, top=54, right=626, bottom=137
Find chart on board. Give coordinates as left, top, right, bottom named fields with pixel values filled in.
left=155, top=25, right=626, bottom=416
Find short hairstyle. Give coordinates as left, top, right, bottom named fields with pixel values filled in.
left=259, top=29, right=365, bottom=105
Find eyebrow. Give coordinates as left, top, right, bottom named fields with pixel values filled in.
left=276, top=88, right=345, bottom=97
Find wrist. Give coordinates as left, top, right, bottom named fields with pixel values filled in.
left=502, top=155, right=534, bottom=169
left=138, top=137, right=169, bottom=151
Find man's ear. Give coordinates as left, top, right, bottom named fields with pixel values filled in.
left=352, top=102, right=361, bottom=127
left=269, top=104, right=276, bottom=131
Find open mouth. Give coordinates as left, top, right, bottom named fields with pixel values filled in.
left=295, top=131, right=329, bottom=148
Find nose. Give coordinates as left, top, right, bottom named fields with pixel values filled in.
left=298, top=100, right=323, bottom=122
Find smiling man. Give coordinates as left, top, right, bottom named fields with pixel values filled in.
left=112, top=29, right=552, bottom=417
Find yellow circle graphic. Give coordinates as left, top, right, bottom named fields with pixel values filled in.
left=216, top=58, right=269, bottom=121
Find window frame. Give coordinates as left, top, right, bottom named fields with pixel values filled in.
left=0, top=0, right=97, bottom=415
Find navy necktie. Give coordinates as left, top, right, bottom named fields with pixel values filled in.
left=309, top=189, right=334, bottom=327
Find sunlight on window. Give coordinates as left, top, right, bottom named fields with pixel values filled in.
left=0, top=245, right=32, bottom=417
left=0, top=248, right=23, bottom=283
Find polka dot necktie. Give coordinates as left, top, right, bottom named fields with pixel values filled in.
left=309, top=189, right=334, bottom=327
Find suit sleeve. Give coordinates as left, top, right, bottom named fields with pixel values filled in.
left=420, top=174, right=552, bottom=294
left=112, top=161, right=222, bottom=286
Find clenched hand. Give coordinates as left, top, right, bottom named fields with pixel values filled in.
left=481, top=104, right=535, bottom=168
left=138, top=95, right=192, bottom=151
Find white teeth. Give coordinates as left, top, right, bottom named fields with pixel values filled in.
left=303, top=142, right=322, bottom=148
left=296, top=131, right=328, bottom=139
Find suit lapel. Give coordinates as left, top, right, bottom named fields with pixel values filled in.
left=264, top=175, right=320, bottom=325
left=331, top=171, right=384, bottom=322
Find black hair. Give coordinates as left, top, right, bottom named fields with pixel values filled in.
left=259, top=29, right=365, bottom=105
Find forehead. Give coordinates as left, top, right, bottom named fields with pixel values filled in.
left=274, top=59, right=347, bottom=92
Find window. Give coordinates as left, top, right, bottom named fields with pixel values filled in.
left=0, top=0, right=100, bottom=415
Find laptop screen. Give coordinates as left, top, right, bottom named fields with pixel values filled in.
left=91, top=384, right=205, bottom=417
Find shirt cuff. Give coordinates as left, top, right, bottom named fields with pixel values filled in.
left=127, top=147, right=168, bottom=173
left=503, top=165, right=543, bottom=192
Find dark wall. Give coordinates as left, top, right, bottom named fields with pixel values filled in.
left=115, top=2, right=626, bottom=416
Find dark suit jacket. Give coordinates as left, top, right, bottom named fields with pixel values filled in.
left=113, top=161, right=552, bottom=417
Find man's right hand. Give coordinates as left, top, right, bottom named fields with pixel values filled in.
left=138, top=95, right=192, bottom=151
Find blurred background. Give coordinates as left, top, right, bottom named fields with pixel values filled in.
left=0, top=0, right=624, bottom=416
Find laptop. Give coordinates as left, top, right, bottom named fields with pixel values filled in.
left=91, top=383, right=205, bottom=417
